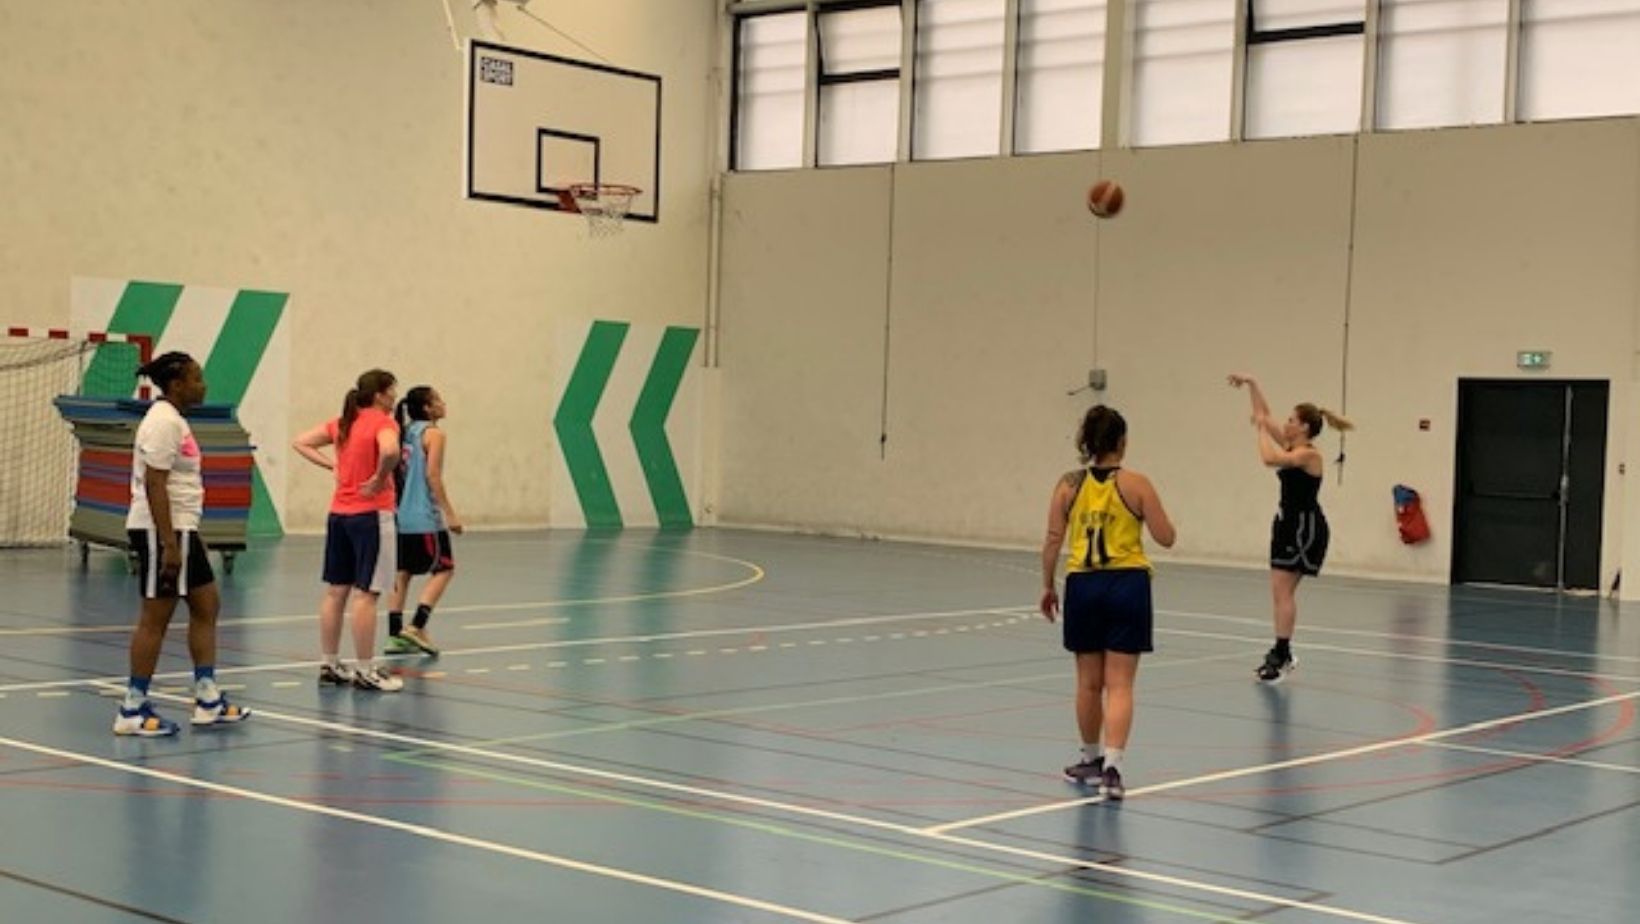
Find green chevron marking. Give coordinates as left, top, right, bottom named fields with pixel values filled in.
left=630, top=327, right=699, bottom=529
left=553, top=321, right=629, bottom=528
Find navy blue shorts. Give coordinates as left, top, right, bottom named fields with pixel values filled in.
left=1062, top=569, right=1154, bottom=654
left=323, top=511, right=396, bottom=593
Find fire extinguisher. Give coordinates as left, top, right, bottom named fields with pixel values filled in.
left=1393, top=484, right=1431, bottom=545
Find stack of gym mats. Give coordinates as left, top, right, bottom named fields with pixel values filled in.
left=53, top=397, right=253, bottom=554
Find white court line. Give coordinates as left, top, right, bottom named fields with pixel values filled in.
left=0, top=610, right=570, bottom=640
left=0, top=546, right=765, bottom=638
left=1155, top=626, right=1640, bottom=686
left=114, top=682, right=1418, bottom=924
left=924, top=688, right=1640, bottom=834
left=0, top=605, right=1033, bottom=695
left=460, top=583, right=765, bottom=629
left=438, top=652, right=1251, bottom=750
left=0, top=734, right=850, bottom=924
left=1421, top=741, right=1640, bottom=776
left=1159, top=608, right=1640, bottom=666
left=920, top=832, right=1418, bottom=924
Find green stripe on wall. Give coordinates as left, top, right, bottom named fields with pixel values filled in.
left=80, top=282, right=183, bottom=397
left=204, top=290, right=288, bottom=538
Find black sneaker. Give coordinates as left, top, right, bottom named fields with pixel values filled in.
left=1063, top=756, right=1104, bottom=785
left=1256, top=647, right=1297, bottom=683
left=1101, top=765, right=1125, bottom=801
left=318, top=662, right=354, bottom=686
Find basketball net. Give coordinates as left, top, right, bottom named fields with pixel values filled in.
left=561, top=183, right=641, bottom=238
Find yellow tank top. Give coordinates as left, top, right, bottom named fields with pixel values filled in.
left=1065, top=467, right=1151, bottom=573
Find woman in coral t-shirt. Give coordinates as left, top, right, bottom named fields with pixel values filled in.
left=293, top=368, right=404, bottom=692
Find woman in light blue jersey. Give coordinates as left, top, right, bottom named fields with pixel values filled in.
left=386, top=386, right=462, bottom=655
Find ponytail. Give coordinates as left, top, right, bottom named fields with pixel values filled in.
left=1295, top=402, right=1355, bottom=438
left=337, top=388, right=361, bottom=446
left=391, top=386, right=435, bottom=501
left=1320, top=408, right=1355, bottom=433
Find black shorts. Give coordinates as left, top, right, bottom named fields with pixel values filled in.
left=1062, top=569, right=1154, bottom=654
left=398, top=531, right=454, bottom=576
left=129, top=529, right=215, bottom=599
left=1270, top=509, right=1329, bottom=576
left=323, top=511, right=396, bottom=593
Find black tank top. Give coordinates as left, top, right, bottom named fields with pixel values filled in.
left=1278, top=466, right=1322, bottom=512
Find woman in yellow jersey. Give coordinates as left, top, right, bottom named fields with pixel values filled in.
left=1040, top=405, right=1175, bottom=799
left=1228, top=373, right=1354, bottom=683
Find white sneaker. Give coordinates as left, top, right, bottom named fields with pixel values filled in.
left=192, top=695, right=251, bottom=726
left=352, top=665, right=404, bottom=692
left=113, top=702, right=180, bottom=737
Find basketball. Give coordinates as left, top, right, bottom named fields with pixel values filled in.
left=1088, top=180, right=1124, bottom=218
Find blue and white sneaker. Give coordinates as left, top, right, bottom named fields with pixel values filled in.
left=191, top=695, right=251, bottom=727
left=113, top=702, right=180, bottom=737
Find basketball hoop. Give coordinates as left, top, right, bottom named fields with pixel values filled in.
left=558, top=183, right=641, bottom=237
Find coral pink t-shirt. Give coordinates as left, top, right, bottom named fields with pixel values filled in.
left=325, top=408, right=398, bottom=514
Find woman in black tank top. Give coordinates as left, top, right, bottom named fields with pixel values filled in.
left=1229, top=374, right=1354, bottom=683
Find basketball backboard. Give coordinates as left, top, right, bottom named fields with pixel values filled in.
left=465, top=40, right=661, bottom=223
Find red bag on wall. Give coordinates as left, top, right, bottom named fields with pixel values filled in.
left=1393, top=484, right=1431, bottom=545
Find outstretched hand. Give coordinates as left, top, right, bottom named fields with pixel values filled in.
left=1227, top=373, right=1253, bottom=388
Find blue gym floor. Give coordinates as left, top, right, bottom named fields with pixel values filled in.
left=1, top=530, right=1636, bottom=923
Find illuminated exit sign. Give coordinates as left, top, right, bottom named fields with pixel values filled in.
left=1517, top=350, right=1551, bottom=370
